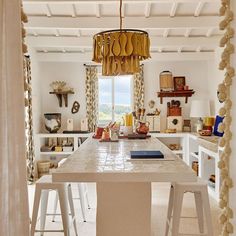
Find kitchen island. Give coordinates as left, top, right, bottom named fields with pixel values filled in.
left=52, top=137, right=196, bottom=236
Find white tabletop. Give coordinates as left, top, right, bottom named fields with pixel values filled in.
left=52, top=137, right=196, bottom=183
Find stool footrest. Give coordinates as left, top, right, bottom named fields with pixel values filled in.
left=178, top=234, right=207, bottom=236
left=35, top=229, right=64, bottom=233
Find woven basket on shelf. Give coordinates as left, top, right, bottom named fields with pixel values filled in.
left=37, top=160, right=51, bottom=178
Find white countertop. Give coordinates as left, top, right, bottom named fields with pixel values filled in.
left=52, top=137, right=196, bottom=183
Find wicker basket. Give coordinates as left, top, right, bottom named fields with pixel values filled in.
left=159, top=71, right=173, bottom=91
left=192, top=161, right=199, bottom=176
left=37, top=160, right=51, bottom=178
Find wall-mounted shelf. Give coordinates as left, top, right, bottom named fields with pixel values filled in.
left=157, top=90, right=195, bottom=104
left=49, top=91, right=74, bottom=107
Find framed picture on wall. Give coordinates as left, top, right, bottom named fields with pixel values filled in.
left=173, top=76, right=186, bottom=91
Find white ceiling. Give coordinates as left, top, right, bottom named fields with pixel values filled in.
left=23, top=0, right=223, bottom=61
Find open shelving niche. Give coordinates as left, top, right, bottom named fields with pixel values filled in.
left=35, top=133, right=92, bottom=163
left=188, top=134, right=221, bottom=201
left=152, top=132, right=221, bottom=202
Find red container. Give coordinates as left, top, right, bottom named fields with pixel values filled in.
left=168, top=107, right=182, bottom=116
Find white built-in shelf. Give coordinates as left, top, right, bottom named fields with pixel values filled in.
left=37, top=133, right=92, bottom=138
left=40, top=152, right=73, bottom=155
left=151, top=132, right=186, bottom=138
left=172, top=150, right=183, bottom=155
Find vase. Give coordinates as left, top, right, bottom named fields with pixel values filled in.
left=44, top=113, right=61, bottom=133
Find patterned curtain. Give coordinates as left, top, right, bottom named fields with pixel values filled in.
left=24, top=56, right=35, bottom=183
left=133, top=64, right=145, bottom=111
left=85, top=66, right=98, bottom=132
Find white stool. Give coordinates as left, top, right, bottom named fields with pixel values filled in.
left=31, top=175, right=78, bottom=236
left=165, top=180, right=214, bottom=236
left=52, top=183, right=90, bottom=222
left=52, top=158, right=90, bottom=222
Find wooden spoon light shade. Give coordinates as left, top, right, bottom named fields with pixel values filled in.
left=92, top=29, right=151, bottom=76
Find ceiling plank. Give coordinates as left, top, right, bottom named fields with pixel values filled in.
left=25, top=16, right=222, bottom=29
left=26, top=35, right=221, bottom=47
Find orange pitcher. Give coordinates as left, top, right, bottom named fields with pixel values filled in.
left=136, top=121, right=149, bottom=134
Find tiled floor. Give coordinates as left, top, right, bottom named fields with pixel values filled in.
left=28, top=182, right=221, bottom=236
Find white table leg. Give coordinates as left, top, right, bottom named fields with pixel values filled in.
left=96, top=182, right=151, bottom=236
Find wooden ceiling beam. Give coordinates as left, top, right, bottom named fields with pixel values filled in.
left=34, top=51, right=215, bottom=62
left=26, top=35, right=221, bottom=47
left=23, top=0, right=220, bottom=4
left=25, top=16, right=221, bottom=29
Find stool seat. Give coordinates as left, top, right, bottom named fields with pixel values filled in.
left=165, top=179, right=214, bottom=236
left=31, top=175, right=78, bottom=236
left=36, top=174, right=53, bottom=184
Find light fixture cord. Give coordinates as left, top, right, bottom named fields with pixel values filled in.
left=120, top=0, right=122, bottom=30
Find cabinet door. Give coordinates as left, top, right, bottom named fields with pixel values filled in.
left=153, top=116, right=161, bottom=132
left=146, top=116, right=154, bottom=131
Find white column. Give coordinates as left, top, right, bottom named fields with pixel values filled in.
left=0, top=0, right=30, bottom=235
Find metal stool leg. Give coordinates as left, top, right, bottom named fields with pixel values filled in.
left=68, top=184, right=78, bottom=236
left=171, top=188, right=184, bottom=236
left=78, top=183, right=86, bottom=222
left=31, top=186, right=41, bottom=236
left=202, top=188, right=214, bottom=236
left=52, top=191, right=59, bottom=222
left=194, top=191, right=204, bottom=233
left=58, top=185, right=70, bottom=236
left=40, top=190, right=49, bottom=236
left=165, top=185, right=174, bottom=236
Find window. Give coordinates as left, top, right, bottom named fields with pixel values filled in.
left=98, top=75, right=133, bottom=125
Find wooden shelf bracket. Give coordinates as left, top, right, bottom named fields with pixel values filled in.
left=49, top=91, right=74, bottom=107
left=157, top=90, right=195, bottom=104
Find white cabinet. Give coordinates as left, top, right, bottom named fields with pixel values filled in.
left=198, top=146, right=220, bottom=201
left=152, top=132, right=221, bottom=202
left=188, top=134, right=221, bottom=202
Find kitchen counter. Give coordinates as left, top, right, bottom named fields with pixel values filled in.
left=52, top=137, right=196, bottom=236
left=53, top=137, right=196, bottom=183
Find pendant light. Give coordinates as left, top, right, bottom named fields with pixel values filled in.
left=92, top=0, right=151, bottom=76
